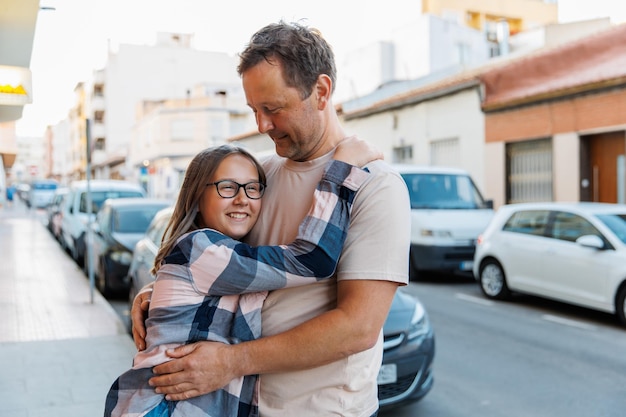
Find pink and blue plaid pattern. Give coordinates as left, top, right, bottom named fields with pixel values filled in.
left=105, top=160, right=369, bottom=417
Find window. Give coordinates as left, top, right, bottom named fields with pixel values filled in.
left=93, top=83, right=104, bottom=97
left=392, top=145, right=413, bottom=163
left=402, top=173, right=487, bottom=209
left=94, top=110, right=105, bottom=123
left=79, top=191, right=144, bottom=214
left=430, top=138, right=460, bottom=167
left=94, top=138, right=105, bottom=151
left=550, top=211, right=600, bottom=243
left=597, top=213, right=626, bottom=244
left=146, top=215, right=170, bottom=245
left=502, top=210, right=550, bottom=236
left=113, top=207, right=164, bottom=233
left=506, top=139, right=553, bottom=203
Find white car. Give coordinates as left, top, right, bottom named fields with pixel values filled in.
left=393, top=164, right=493, bottom=279
left=473, top=202, right=626, bottom=327
left=60, top=180, right=145, bottom=269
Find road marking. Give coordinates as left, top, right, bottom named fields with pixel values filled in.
left=455, top=293, right=494, bottom=306
left=542, top=314, right=597, bottom=331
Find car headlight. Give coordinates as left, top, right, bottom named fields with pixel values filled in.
left=407, top=301, right=431, bottom=341
left=110, top=251, right=133, bottom=265
left=420, top=229, right=452, bottom=238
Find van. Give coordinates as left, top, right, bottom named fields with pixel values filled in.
left=394, top=165, right=494, bottom=279
left=61, top=180, right=145, bottom=267
left=27, top=179, right=58, bottom=209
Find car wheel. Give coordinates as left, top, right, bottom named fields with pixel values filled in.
left=479, top=259, right=511, bottom=300
left=616, top=286, right=626, bottom=327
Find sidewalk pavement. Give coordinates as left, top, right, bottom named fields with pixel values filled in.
left=0, top=201, right=136, bottom=417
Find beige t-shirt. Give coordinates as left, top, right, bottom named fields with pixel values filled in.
left=245, top=151, right=411, bottom=417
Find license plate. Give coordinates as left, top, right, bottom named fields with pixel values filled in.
left=377, top=363, right=397, bottom=385
left=460, top=261, right=473, bottom=271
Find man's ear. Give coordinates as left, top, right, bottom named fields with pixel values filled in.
left=315, top=74, right=332, bottom=110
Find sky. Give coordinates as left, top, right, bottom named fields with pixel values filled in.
left=15, top=0, right=626, bottom=137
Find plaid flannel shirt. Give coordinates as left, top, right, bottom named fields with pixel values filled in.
left=105, top=160, right=369, bottom=417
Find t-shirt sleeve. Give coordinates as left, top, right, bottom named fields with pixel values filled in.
left=336, top=162, right=412, bottom=285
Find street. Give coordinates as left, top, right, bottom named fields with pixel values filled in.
left=24, top=204, right=626, bottom=416
left=108, top=272, right=626, bottom=416
left=381, top=276, right=626, bottom=417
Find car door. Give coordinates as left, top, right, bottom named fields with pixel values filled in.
left=90, top=205, right=111, bottom=273
left=540, top=210, right=614, bottom=309
left=498, top=209, right=551, bottom=291
left=134, top=213, right=169, bottom=288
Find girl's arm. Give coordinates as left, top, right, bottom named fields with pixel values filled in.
left=161, top=159, right=368, bottom=296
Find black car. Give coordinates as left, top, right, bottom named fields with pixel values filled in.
left=127, top=207, right=435, bottom=409
left=90, top=198, right=172, bottom=298
left=379, top=288, right=435, bottom=410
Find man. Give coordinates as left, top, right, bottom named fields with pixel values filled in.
left=131, top=20, right=411, bottom=417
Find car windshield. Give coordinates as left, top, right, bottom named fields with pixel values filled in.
left=79, top=191, right=144, bottom=214
left=32, top=181, right=58, bottom=190
left=596, top=213, right=626, bottom=244
left=401, top=173, right=488, bottom=209
left=113, top=207, right=164, bottom=233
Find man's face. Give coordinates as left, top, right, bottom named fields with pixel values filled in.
left=242, top=59, right=326, bottom=162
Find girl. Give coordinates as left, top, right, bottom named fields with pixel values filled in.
left=105, top=139, right=379, bottom=417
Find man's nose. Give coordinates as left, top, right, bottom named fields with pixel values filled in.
left=256, top=112, right=274, bottom=134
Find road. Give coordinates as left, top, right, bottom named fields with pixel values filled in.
left=26, top=198, right=626, bottom=415
left=109, top=274, right=626, bottom=417
left=381, top=275, right=626, bottom=417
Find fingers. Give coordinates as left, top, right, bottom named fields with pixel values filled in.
left=165, top=390, right=200, bottom=401
left=152, top=357, right=185, bottom=376
left=130, top=291, right=151, bottom=350
left=165, top=344, right=195, bottom=359
left=149, top=364, right=203, bottom=400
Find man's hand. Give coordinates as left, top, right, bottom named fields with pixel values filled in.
left=149, top=342, right=238, bottom=401
left=131, top=284, right=153, bottom=350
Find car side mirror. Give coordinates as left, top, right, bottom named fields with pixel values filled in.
left=91, top=223, right=101, bottom=235
left=576, top=234, right=605, bottom=250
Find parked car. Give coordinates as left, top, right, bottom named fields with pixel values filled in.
left=60, top=179, right=145, bottom=268
left=126, top=207, right=435, bottom=409
left=90, top=198, right=172, bottom=298
left=15, top=183, right=30, bottom=204
left=28, top=179, right=59, bottom=209
left=473, top=202, right=626, bottom=327
left=126, top=206, right=173, bottom=307
left=46, top=187, right=68, bottom=241
left=393, top=164, right=493, bottom=279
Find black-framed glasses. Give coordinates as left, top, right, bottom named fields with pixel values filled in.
left=205, top=180, right=266, bottom=199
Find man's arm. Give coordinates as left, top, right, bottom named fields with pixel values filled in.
left=148, top=279, right=398, bottom=400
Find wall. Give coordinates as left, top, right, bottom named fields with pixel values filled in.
left=343, top=88, right=488, bottom=190
left=486, top=89, right=626, bottom=142
left=553, top=132, right=580, bottom=202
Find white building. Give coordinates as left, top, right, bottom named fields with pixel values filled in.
left=49, top=119, right=71, bottom=185
left=64, top=32, right=243, bottom=181
left=337, top=14, right=491, bottom=101
left=129, top=82, right=255, bottom=199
